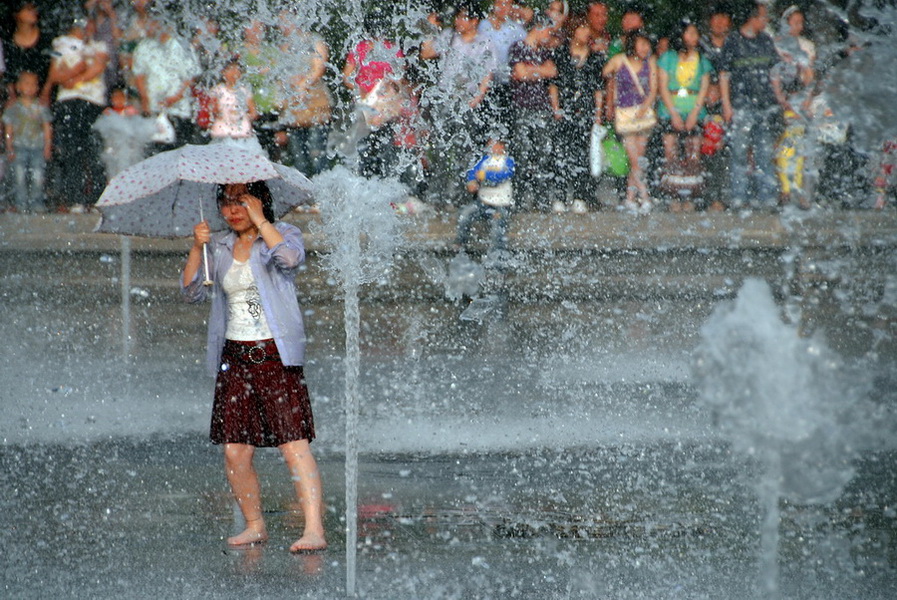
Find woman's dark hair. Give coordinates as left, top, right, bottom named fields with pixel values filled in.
left=623, top=29, right=652, bottom=58
left=563, top=12, right=589, bottom=42
left=217, top=180, right=276, bottom=224
left=732, top=0, right=763, bottom=27
left=453, top=1, right=484, bottom=22
left=671, top=19, right=699, bottom=54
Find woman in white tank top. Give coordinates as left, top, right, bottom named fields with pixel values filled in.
left=182, top=180, right=326, bottom=553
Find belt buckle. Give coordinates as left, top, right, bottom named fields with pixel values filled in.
left=247, top=345, right=267, bottom=364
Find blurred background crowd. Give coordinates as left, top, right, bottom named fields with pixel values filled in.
left=1, top=0, right=894, bottom=215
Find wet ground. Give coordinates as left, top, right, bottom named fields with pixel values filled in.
left=1, top=218, right=896, bottom=598
left=3, top=435, right=896, bottom=599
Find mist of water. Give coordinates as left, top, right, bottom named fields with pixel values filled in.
left=312, top=166, right=405, bottom=596
left=696, top=278, right=861, bottom=597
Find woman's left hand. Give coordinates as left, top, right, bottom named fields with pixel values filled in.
left=241, top=194, right=267, bottom=227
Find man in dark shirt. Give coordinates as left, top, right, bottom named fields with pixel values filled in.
left=508, top=14, right=558, bottom=210
left=700, top=5, right=731, bottom=76
left=720, top=1, right=781, bottom=208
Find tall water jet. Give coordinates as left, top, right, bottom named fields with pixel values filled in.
left=695, top=278, right=860, bottom=598
left=312, top=166, right=405, bottom=596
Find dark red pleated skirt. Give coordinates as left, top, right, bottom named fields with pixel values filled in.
left=211, top=339, right=316, bottom=447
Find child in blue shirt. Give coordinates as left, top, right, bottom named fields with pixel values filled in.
left=455, top=138, right=516, bottom=254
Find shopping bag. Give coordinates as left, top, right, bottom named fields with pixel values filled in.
left=151, top=112, right=176, bottom=144
left=602, top=126, right=629, bottom=177
left=590, top=123, right=607, bottom=177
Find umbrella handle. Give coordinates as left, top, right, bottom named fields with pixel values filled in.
left=202, top=243, right=214, bottom=287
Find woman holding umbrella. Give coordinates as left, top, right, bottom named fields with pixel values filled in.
left=181, top=180, right=326, bottom=552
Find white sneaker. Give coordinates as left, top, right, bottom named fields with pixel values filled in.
left=552, top=200, right=567, bottom=213
left=638, top=201, right=653, bottom=215
left=623, top=200, right=639, bottom=214
left=69, top=204, right=86, bottom=214
left=571, top=199, right=588, bottom=214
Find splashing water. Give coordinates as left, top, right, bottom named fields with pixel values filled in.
left=695, top=278, right=860, bottom=597
left=312, top=166, right=405, bottom=596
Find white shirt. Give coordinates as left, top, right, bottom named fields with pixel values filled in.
left=477, top=19, right=526, bottom=83
left=132, top=36, right=200, bottom=118
left=222, top=259, right=274, bottom=341
left=53, top=36, right=108, bottom=105
left=433, top=29, right=498, bottom=99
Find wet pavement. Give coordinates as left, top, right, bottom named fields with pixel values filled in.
left=1, top=214, right=896, bottom=598
left=3, top=435, right=896, bottom=599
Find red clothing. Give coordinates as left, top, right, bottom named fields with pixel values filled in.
left=345, top=39, right=404, bottom=95
left=211, top=340, right=315, bottom=447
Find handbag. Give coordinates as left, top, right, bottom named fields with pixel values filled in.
left=660, top=158, right=704, bottom=198
left=614, top=57, right=657, bottom=135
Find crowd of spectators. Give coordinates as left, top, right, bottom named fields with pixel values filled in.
left=0, top=0, right=893, bottom=215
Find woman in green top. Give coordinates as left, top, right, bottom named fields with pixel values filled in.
left=657, top=20, right=713, bottom=203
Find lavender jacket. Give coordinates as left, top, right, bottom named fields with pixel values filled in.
left=181, top=222, right=307, bottom=377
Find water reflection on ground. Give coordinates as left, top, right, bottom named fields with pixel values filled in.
left=0, top=251, right=895, bottom=597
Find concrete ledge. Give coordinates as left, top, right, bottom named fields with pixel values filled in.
left=1, top=210, right=895, bottom=254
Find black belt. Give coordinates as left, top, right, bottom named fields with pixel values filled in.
left=226, top=339, right=280, bottom=364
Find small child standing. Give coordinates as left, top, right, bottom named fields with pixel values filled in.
left=93, top=87, right=154, bottom=180
left=3, top=71, right=53, bottom=213
left=455, top=138, right=516, bottom=255
left=208, top=58, right=262, bottom=155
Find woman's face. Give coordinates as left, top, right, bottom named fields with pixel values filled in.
left=682, top=24, right=699, bottom=49
left=454, top=12, right=476, bottom=34
left=219, top=184, right=254, bottom=234
left=15, top=5, right=39, bottom=27
left=572, top=24, right=591, bottom=46
left=634, top=36, right=651, bottom=59
left=788, top=12, right=805, bottom=36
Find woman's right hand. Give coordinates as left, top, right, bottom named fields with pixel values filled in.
left=193, top=220, right=210, bottom=249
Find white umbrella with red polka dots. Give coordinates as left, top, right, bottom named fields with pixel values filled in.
left=95, top=143, right=314, bottom=238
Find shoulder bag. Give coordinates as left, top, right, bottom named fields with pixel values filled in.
left=614, top=57, right=657, bottom=135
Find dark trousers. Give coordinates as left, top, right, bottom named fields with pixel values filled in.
left=512, top=108, right=557, bottom=211
left=52, top=99, right=105, bottom=207
left=285, top=124, right=331, bottom=176
left=557, top=115, right=596, bottom=205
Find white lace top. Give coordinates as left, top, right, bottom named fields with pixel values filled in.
left=222, top=259, right=273, bottom=341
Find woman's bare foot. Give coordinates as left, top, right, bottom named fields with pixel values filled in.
left=289, top=531, right=327, bottom=553
left=227, top=521, right=268, bottom=547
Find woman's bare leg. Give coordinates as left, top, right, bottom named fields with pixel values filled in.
left=623, top=135, right=640, bottom=204
left=624, top=134, right=650, bottom=204
left=663, top=132, right=679, bottom=167
left=223, top=443, right=268, bottom=546
left=280, top=439, right=327, bottom=552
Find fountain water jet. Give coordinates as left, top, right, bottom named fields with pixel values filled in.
left=312, top=166, right=405, bottom=596
left=696, top=278, right=861, bottom=597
